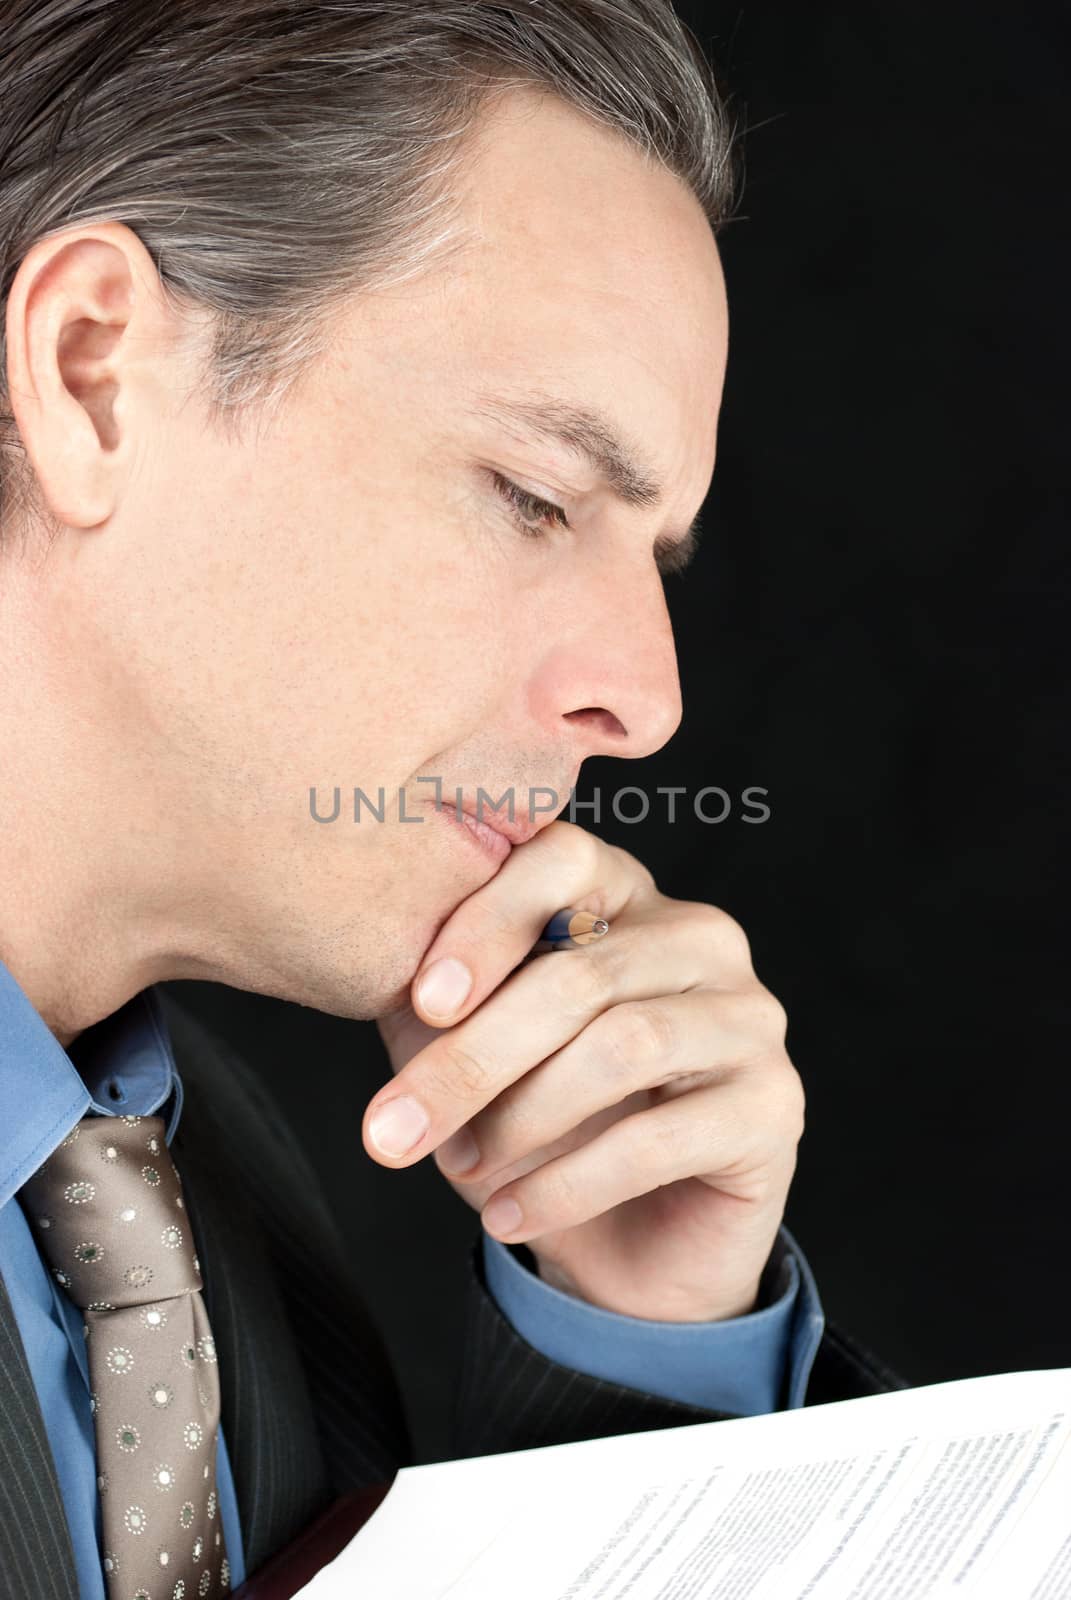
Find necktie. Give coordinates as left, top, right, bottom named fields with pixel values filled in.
left=21, top=1112, right=231, bottom=1599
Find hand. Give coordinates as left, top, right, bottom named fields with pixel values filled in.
left=366, top=821, right=804, bottom=1322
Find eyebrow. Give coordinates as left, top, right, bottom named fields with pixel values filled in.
left=469, top=390, right=705, bottom=576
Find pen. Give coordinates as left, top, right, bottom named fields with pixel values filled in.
left=531, top=908, right=610, bottom=953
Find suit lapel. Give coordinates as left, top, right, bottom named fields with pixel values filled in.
left=0, top=1270, right=79, bottom=1600
left=172, top=1072, right=332, bottom=1577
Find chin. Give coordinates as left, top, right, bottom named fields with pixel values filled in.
left=252, top=850, right=466, bottom=1019
left=293, top=921, right=435, bottom=1023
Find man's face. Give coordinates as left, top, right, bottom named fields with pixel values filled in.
left=78, top=86, right=728, bottom=1018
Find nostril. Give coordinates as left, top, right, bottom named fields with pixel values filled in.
left=563, top=707, right=628, bottom=739
left=108, top=1081, right=122, bottom=1101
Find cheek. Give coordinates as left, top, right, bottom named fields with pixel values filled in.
left=228, top=468, right=518, bottom=778
left=172, top=368, right=538, bottom=783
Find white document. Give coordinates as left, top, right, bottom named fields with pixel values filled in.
left=297, top=1369, right=1071, bottom=1599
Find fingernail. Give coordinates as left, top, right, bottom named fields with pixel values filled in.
left=437, top=1126, right=480, bottom=1174
left=482, top=1195, right=523, bottom=1237
left=415, top=956, right=473, bottom=1019
left=369, top=1095, right=430, bottom=1157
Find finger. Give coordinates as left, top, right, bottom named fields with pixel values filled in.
left=477, top=1078, right=779, bottom=1244
left=407, top=821, right=649, bottom=1027
left=437, top=986, right=791, bottom=1182
left=364, top=902, right=749, bottom=1165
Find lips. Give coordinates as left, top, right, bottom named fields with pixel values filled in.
left=452, top=789, right=572, bottom=846
left=451, top=806, right=513, bottom=862
left=427, top=784, right=575, bottom=857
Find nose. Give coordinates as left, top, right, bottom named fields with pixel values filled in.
left=529, top=557, right=684, bottom=763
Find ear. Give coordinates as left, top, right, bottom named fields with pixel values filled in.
left=4, top=222, right=176, bottom=529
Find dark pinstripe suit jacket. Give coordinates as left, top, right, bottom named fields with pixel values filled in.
left=0, top=991, right=906, bottom=1599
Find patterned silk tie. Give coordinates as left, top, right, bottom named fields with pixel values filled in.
left=21, top=1112, right=231, bottom=1599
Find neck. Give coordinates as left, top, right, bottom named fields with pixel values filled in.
left=0, top=560, right=200, bottom=1047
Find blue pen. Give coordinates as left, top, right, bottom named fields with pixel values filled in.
left=532, top=908, right=609, bottom=953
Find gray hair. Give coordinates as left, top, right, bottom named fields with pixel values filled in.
left=0, top=0, right=739, bottom=534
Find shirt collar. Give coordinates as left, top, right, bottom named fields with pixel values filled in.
left=0, top=957, right=181, bottom=1209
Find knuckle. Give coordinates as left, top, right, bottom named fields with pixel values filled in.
left=609, top=841, right=657, bottom=892
left=765, top=992, right=789, bottom=1043
left=789, top=1076, right=807, bottom=1140
left=716, top=985, right=786, bottom=1053
left=745, top=986, right=788, bottom=1044
left=464, top=896, right=517, bottom=948
left=603, top=1000, right=677, bottom=1069
left=688, top=902, right=753, bottom=967
left=539, top=819, right=601, bottom=878
left=427, top=1039, right=494, bottom=1104
left=643, top=1107, right=686, bottom=1173
left=769, top=1060, right=806, bottom=1142
left=487, top=1079, right=537, bottom=1147
left=534, top=1160, right=582, bottom=1219
left=551, top=947, right=614, bottom=1017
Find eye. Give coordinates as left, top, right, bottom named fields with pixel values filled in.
left=491, top=470, right=569, bottom=539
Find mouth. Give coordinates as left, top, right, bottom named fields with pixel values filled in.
left=435, top=802, right=514, bottom=864
left=425, top=784, right=574, bottom=862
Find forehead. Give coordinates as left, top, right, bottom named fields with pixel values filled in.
left=443, top=86, right=729, bottom=494
left=331, top=86, right=728, bottom=516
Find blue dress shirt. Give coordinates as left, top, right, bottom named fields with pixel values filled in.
left=0, top=958, right=824, bottom=1597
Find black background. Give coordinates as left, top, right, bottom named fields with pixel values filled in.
left=168, top=2, right=1069, bottom=1463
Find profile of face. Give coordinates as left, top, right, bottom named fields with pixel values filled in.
left=4, top=85, right=729, bottom=1026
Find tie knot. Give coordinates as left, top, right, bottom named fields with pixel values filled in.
left=19, top=1113, right=202, bottom=1309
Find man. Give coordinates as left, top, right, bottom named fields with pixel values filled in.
left=0, top=3, right=903, bottom=1596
